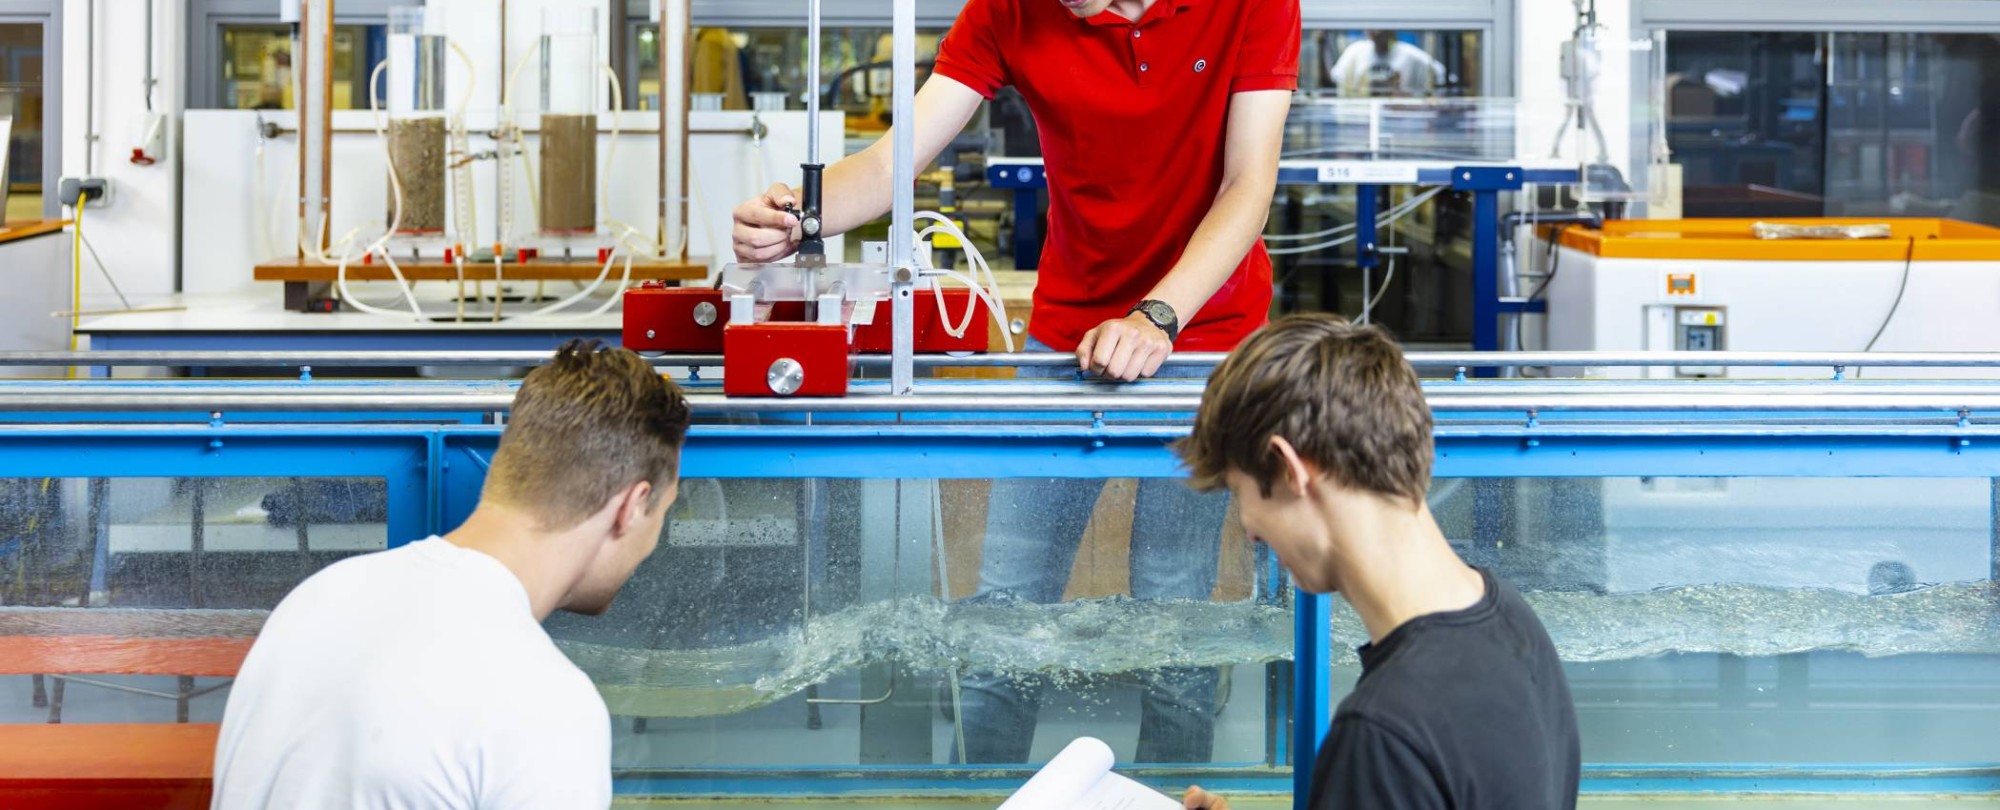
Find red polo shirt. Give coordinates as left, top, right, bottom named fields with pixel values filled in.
left=933, top=0, right=1300, bottom=352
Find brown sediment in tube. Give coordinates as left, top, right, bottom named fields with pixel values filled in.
left=540, top=113, right=598, bottom=234
left=387, top=116, right=448, bottom=234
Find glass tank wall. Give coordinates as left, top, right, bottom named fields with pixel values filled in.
left=1, top=413, right=1997, bottom=793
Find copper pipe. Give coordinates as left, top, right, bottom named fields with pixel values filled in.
left=677, top=0, right=691, bottom=261
left=668, top=5, right=676, bottom=252
left=319, top=0, right=335, bottom=251
left=295, top=0, right=309, bottom=258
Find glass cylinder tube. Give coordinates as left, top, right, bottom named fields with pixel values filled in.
left=386, top=6, right=448, bottom=234
left=539, top=7, right=599, bottom=234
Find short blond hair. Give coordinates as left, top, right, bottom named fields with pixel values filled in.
left=485, top=339, right=692, bottom=530
left=1178, top=314, right=1432, bottom=504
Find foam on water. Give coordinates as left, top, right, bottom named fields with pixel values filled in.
left=553, top=581, right=2000, bottom=718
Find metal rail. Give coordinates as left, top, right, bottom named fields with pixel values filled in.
left=19, top=351, right=2000, bottom=370
left=10, top=387, right=2000, bottom=414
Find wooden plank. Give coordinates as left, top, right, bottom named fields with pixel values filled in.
left=0, top=637, right=253, bottom=677
left=0, top=219, right=72, bottom=247
left=253, top=257, right=711, bottom=283
left=0, top=723, right=218, bottom=781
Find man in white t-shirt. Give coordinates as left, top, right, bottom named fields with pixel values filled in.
left=1331, top=31, right=1445, bottom=98
left=212, top=339, right=693, bottom=810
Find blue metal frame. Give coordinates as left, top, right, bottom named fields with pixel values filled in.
left=988, top=161, right=1579, bottom=361
left=9, top=387, right=2000, bottom=801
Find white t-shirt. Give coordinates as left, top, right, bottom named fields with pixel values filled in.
left=212, top=537, right=612, bottom=810
left=1331, top=40, right=1445, bottom=98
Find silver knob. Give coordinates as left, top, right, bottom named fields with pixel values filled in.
left=767, top=358, right=806, bottom=396
left=692, top=301, right=718, bottom=327
left=801, top=215, right=822, bottom=237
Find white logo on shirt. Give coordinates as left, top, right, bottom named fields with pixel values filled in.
left=1194, top=59, right=1208, bottom=73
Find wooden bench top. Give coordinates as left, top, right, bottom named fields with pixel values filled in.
left=0, top=723, right=218, bottom=780
left=0, top=723, right=217, bottom=809
left=0, top=636, right=254, bottom=677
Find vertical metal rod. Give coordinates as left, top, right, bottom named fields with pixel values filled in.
left=296, top=0, right=310, bottom=259
left=661, top=0, right=688, bottom=259
left=83, top=0, right=95, bottom=173
left=143, top=0, right=156, bottom=111
left=806, top=0, right=822, bottom=166
left=889, top=0, right=917, bottom=394
left=320, top=0, right=336, bottom=251
left=1292, top=588, right=1332, bottom=809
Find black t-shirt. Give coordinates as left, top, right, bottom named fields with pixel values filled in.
left=1308, top=568, right=1580, bottom=809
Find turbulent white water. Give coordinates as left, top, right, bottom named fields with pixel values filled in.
left=551, top=581, right=2000, bottom=718
left=5, top=581, right=1992, bottom=719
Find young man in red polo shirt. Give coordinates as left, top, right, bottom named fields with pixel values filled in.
left=733, top=0, right=1299, bottom=763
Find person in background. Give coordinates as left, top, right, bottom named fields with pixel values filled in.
left=1176, top=314, right=1580, bottom=809
left=212, top=340, right=692, bottom=810
left=1332, top=31, right=1444, bottom=98
left=730, top=0, right=1300, bottom=764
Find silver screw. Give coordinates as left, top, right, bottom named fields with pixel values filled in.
left=646, top=329, right=656, bottom=340
left=693, top=302, right=718, bottom=327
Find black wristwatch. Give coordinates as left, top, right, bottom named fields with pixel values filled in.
left=1129, top=300, right=1181, bottom=343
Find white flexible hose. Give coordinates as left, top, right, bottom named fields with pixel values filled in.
left=500, top=38, right=545, bottom=239
left=599, top=64, right=621, bottom=229
left=331, top=60, right=427, bottom=321
left=447, top=39, right=479, bottom=257
left=914, top=211, right=1014, bottom=352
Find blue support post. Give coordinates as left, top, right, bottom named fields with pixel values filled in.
left=1472, top=189, right=1500, bottom=355
left=1014, top=188, right=1042, bottom=270
left=1355, top=185, right=1379, bottom=271
left=1292, top=587, right=1333, bottom=809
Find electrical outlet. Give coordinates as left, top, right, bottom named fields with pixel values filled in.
left=58, top=176, right=113, bottom=209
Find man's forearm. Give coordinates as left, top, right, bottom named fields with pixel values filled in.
left=808, top=142, right=895, bottom=237
left=1143, top=177, right=1275, bottom=320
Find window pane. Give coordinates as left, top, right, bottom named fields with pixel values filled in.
left=1666, top=31, right=2000, bottom=226
left=0, top=23, right=44, bottom=221
left=625, top=24, right=945, bottom=126
left=217, top=24, right=386, bottom=111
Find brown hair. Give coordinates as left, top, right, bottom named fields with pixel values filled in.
left=1178, top=313, right=1432, bottom=504
left=485, top=339, right=693, bottom=530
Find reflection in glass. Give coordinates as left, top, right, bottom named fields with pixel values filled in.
left=543, top=477, right=1279, bottom=768
left=1417, top=477, right=2000, bottom=765
left=0, top=23, right=43, bottom=220
left=1667, top=31, right=2000, bottom=225
left=216, top=24, right=386, bottom=111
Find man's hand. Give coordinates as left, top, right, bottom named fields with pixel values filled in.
left=732, top=184, right=803, bottom=263
left=1184, top=786, right=1232, bottom=810
left=1076, top=312, right=1173, bottom=382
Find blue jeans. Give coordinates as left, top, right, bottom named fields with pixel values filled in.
left=956, top=338, right=1229, bottom=764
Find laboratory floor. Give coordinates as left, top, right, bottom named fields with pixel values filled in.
left=616, top=799, right=2000, bottom=809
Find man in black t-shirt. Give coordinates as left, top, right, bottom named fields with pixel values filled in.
left=1175, top=314, right=1580, bottom=810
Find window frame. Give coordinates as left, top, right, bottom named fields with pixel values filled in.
left=185, top=0, right=396, bottom=111
left=0, top=0, right=59, bottom=219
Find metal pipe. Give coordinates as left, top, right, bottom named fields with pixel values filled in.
left=806, top=0, right=822, bottom=166
left=143, top=0, right=156, bottom=112
left=15, top=389, right=2000, bottom=415
left=320, top=0, right=335, bottom=251
left=25, top=351, right=2000, bottom=370
left=83, top=0, right=95, bottom=173
left=296, top=0, right=310, bottom=259
left=889, top=0, right=918, bottom=394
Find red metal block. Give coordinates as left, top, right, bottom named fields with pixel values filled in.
left=622, top=285, right=725, bottom=352
left=723, top=323, right=850, bottom=397
left=851, top=289, right=990, bottom=353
